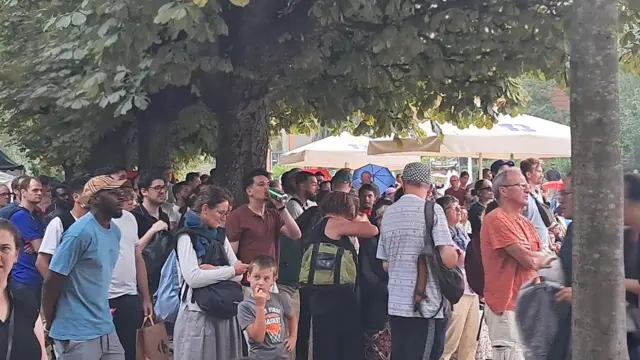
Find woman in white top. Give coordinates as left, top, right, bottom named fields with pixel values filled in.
left=173, top=185, right=249, bottom=360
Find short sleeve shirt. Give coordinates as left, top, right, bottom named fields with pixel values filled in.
left=10, top=208, right=44, bottom=285
left=377, top=194, right=454, bottom=318
left=480, top=208, right=541, bottom=313
left=49, top=212, right=121, bottom=341
left=237, top=293, right=292, bottom=360
left=445, top=187, right=468, bottom=207
left=226, top=205, right=285, bottom=264
left=39, top=212, right=79, bottom=256
left=109, top=210, right=140, bottom=299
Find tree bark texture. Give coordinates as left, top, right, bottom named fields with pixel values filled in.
left=137, top=86, right=196, bottom=172
left=570, top=0, right=625, bottom=359
left=211, top=82, right=269, bottom=205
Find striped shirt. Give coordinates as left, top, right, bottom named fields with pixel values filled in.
left=377, top=194, right=454, bottom=318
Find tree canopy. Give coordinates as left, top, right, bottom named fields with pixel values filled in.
left=0, top=0, right=636, bottom=193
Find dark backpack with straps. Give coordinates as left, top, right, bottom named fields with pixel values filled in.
left=58, top=211, right=76, bottom=234
left=464, top=233, right=484, bottom=296
left=414, top=201, right=465, bottom=316
left=177, top=228, right=244, bottom=319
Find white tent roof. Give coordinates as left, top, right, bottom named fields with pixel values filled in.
left=279, top=132, right=421, bottom=169
left=367, top=114, right=571, bottom=159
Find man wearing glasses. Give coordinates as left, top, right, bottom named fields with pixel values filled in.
left=0, top=184, right=10, bottom=208
left=132, top=170, right=170, bottom=249
left=480, top=167, right=551, bottom=360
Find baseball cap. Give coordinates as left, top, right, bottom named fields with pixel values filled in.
left=331, top=169, right=352, bottom=185
left=81, top=175, right=127, bottom=205
left=490, top=160, right=515, bottom=175
left=402, top=162, right=433, bottom=184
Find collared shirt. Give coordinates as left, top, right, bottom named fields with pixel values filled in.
left=226, top=205, right=285, bottom=264
left=377, top=194, right=454, bottom=318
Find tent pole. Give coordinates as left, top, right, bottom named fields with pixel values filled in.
left=478, top=153, right=484, bottom=179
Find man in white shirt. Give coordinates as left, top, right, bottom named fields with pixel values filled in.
left=109, top=188, right=152, bottom=360
left=36, top=176, right=90, bottom=279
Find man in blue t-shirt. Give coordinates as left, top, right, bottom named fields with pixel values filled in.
left=9, top=176, right=45, bottom=308
left=43, top=175, right=128, bottom=360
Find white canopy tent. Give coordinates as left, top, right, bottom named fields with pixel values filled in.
left=0, top=172, right=14, bottom=186
left=279, top=132, right=421, bottom=169
left=367, top=114, right=571, bottom=159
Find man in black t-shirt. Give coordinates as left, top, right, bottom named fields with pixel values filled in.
left=132, top=171, right=170, bottom=249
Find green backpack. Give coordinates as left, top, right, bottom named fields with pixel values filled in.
left=299, top=241, right=357, bottom=287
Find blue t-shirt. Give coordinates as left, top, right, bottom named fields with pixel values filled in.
left=49, top=212, right=121, bottom=341
left=10, top=208, right=44, bottom=286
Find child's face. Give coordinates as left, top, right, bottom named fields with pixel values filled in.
left=460, top=209, right=468, bottom=223
left=248, top=267, right=276, bottom=293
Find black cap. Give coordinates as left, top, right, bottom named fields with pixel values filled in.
left=490, top=160, right=515, bottom=174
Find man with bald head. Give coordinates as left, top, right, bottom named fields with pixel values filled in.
left=0, top=184, right=10, bottom=208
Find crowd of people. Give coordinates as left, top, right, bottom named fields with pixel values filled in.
left=0, top=158, right=638, bottom=360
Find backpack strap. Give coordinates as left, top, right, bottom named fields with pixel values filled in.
left=59, top=211, right=76, bottom=233
left=414, top=201, right=440, bottom=317
left=334, top=247, right=344, bottom=284
left=307, top=244, right=320, bottom=285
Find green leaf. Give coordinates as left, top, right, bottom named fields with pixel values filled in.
left=133, top=95, right=149, bottom=110
left=98, top=18, right=118, bottom=37
left=104, top=34, right=118, bottom=47
left=154, top=3, right=178, bottom=24
left=43, top=17, right=57, bottom=32
left=71, top=12, right=87, bottom=26
left=230, top=0, right=250, bottom=7
left=56, top=15, right=72, bottom=29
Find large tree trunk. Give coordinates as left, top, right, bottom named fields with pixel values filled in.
left=136, top=86, right=197, bottom=172
left=213, top=88, right=269, bottom=205
left=570, top=0, right=625, bottom=358
left=199, top=75, right=270, bottom=204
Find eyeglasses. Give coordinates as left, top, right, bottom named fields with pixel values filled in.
left=479, top=186, right=492, bottom=191
left=501, top=183, right=528, bottom=190
left=150, top=185, right=167, bottom=192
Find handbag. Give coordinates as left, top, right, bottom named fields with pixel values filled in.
left=179, top=229, right=244, bottom=319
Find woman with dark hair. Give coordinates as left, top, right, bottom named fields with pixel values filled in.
left=173, top=185, right=249, bottom=360
left=0, top=219, right=47, bottom=360
left=309, top=192, right=379, bottom=360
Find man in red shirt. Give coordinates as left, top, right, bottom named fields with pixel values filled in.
left=480, top=167, right=549, bottom=360
left=226, top=168, right=301, bottom=290
left=445, top=175, right=467, bottom=208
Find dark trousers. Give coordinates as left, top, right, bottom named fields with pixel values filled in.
left=296, top=287, right=312, bottom=359
left=109, top=294, right=143, bottom=360
left=312, top=307, right=364, bottom=360
left=10, top=280, right=42, bottom=309
left=389, top=315, right=447, bottom=360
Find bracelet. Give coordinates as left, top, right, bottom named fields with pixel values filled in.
left=277, top=206, right=286, bottom=211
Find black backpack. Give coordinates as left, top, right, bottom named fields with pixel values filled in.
left=423, top=201, right=465, bottom=306
left=58, top=211, right=76, bottom=234
left=142, top=230, right=175, bottom=297
left=177, top=228, right=244, bottom=319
